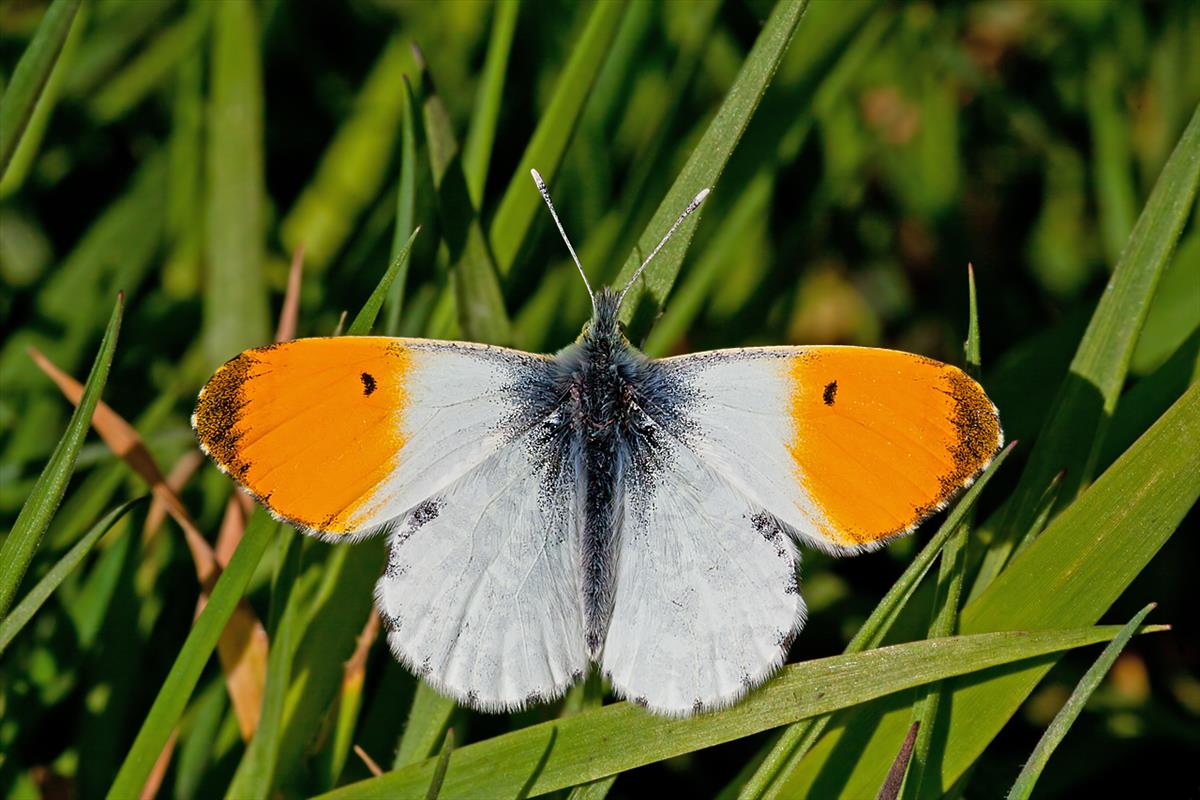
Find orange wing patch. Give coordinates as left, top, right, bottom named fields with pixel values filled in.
left=193, top=338, right=411, bottom=534
left=787, top=348, right=1001, bottom=547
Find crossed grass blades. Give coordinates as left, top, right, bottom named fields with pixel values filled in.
left=2, top=1, right=1197, bottom=798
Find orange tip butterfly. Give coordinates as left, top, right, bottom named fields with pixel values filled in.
left=193, top=171, right=1002, bottom=716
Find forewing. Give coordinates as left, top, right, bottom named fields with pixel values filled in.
left=376, top=419, right=587, bottom=711
left=192, top=337, right=556, bottom=538
left=602, top=424, right=804, bottom=717
left=657, top=346, right=1002, bottom=552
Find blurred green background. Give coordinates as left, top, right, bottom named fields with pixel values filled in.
left=1, top=0, right=1198, bottom=797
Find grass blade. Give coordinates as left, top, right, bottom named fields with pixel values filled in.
left=314, top=626, right=1152, bottom=800
left=616, top=0, right=809, bottom=329
left=1007, top=603, right=1158, bottom=800
left=203, top=0, right=269, bottom=371
left=348, top=227, right=422, bottom=335
left=424, top=728, right=454, bottom=800
left=394, top=682, right=457, bottom=769
left=107, top=509, right=279, bottom=800
left=418, top=62, right=511, bottom=344
left=0, top=292, right=122, bottom=618
left=462, top=0, right=520, bottom=207
left=984, top=104, right=1200, bottom=582
left=0, top=496, right=145, bottom=655
left=0, top=0, right=81, bottom=178
left=225, top=529, right=303, bottom=800
left=488, top=0, right=629, bottom=275
left=777, top=383, right=1200, bottom=797
left=385, top=80, right=426, bottom=337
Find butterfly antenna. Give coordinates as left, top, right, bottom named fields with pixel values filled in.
left=617, top=187, right=711, bottom=306
left=531, top=169, right=595, bottom=312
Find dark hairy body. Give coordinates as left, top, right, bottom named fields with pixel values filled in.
left=528, top=288, right=689, bottom=658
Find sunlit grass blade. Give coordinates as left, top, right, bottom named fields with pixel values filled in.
left=107, top=509, right=279, bottom=800
left=462, top=0, right=519, bottom=207
left=488, top=0, right=629, bottom=275
left=739, top=442, right=1015, bottom=799
left=0, top=496, right=145, bottom=655
left=0, top=0, right=81, bottom=178
left=777, top=383, right=1200, bottom=798
left=314, top=626, right=1153, bottom=800
left=348, top=227, right=422, bottom=335
left=225, top=528, right=302, bottom=800
left=986, top=104, right=1200, bottom=579
left=567, top=776, right=617, bottom=800
left=203, top=0, right=269, bottom=371
left=1007, top=603, right=1158, bottom=800
left=0, top=292, right=121, bottom=618
left=616, top=0, right=809, bottom=329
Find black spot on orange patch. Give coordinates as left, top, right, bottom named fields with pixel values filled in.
left=822, top=380, right=838, bottom=406
left=360, top=372, right=377, bottom=396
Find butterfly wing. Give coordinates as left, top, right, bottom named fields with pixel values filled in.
left=601, top=424, right=804, bottom=716
left=192, top=337, right=559, bottom=539
left=600, top=345, right=1000, bottom=715
left=376, top=418, right=587, bottom=710
left=654, top=346, right=1003, bottom=553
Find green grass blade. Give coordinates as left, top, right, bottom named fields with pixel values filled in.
left=88, top=6, right=210, bottom=124
left=203, top=0, right=269, bottom=372
left=488, top=0, right=629, bottom=276
left=0, top=0, right=81, bottom=178
left=0, top=495, right=144, bottom=655
left=394, top=682, right=456, bottom=768
left=225, top=528, right=303, bottom=800
left=616, top=0, right=810, bottom=328
left=739, top=442, right=1014, bottom=799
left=1007, top=603, right=1158, bottom=800
left=462, top=0, right=520, bottom=207
left=385, top=80, right=424, bottom=337
left=986, top=103, right=1200, bottom=579
left=0, top=293, right=122, bottom=618
left=567, top=776, right=618, bottom=800
left=777, top=383, right=1200, bottom=798
left=423, top=110, right=511, bottom=344
left=348, top=227, right=422, bottom=336
left=314, top=626, right=1147, bottom=800
left=107, top=509, right=279, bottom=799
left=423, top=728, right=454, bottom=800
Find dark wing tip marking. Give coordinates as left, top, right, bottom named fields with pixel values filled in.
left=193, top=351, right=258, bottom=478
left=360, top=371, right=377, bottom=396
left=822, top=380, right=838, bottom=406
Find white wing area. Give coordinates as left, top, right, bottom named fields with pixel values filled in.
left=657, top=349, right=839, bottom=553
left=375, top=424, right=588, bottom=711
left=601, top=424, right=805, bottom=716
left=347, top=341, right=555, bottom=536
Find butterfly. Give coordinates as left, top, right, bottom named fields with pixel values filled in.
left=192, top=170, right=1003, bottom=717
